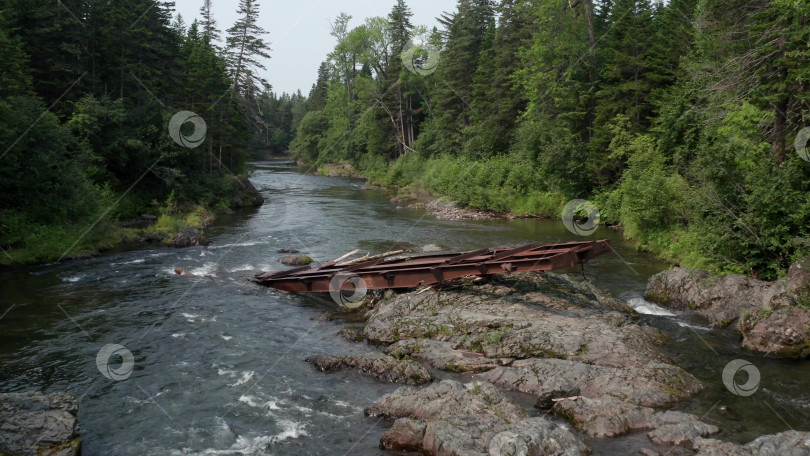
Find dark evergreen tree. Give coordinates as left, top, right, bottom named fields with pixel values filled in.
left=199, top=0, right=221, bottom=44
left=225, top=0, right=272, bottom=95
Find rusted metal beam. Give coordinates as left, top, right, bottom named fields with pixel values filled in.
left=254, top=240, right=611, bottom=294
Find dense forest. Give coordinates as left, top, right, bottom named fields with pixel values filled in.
left=292, top=0, right=810, bottom=279
left=0, top=0, right=304, bottom=264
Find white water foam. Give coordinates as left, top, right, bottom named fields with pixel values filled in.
left=189, top=263, right=218, bottom=277
left=238, top=395, right=281, bottom=410
left=228, top=371, right=255, bottom=387
left=61, top=274, right=86, bottom=283
left=217, top=368, right=237, bottom=377
left=272, top=419, right=308, bottom=443
left=207, top=241, right=264, bottom=250
left=627, top=297, right=677, bottom=316
left=171, top=419, right=307, bottom=455
left=676, top=321, right=712, bottom=331
left=182, top=313, right=201, bottom=322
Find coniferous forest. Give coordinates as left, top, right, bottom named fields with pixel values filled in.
left=1, top=0, right=809, bottom=280
left=293, top=0, right=810, bottom=280
left=0, top=0, right=304, bottom=264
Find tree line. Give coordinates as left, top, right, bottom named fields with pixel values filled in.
left=0, top=0, right=303, bottom=262
left=292, top=0, right=810, bottom=279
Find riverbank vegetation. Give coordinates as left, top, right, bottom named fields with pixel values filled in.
left=291, top=0, right=810, bottom=280
left=0, top=0, right=301, bottom=265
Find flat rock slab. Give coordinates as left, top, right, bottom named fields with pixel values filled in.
left=306, top=352, right=433, bottom=385
left=367, top=379, right=589, bottom=456
left=0, top=391, right=81, bottom=456
left=553, top=396, right=718, bottom=441
left=694, top=431, right=810, bottom=455
left=479, top=357, right=702, bottom=409
left=385, top=339, right=512, bottom=373
left=363, top=273, right=668, bottom=370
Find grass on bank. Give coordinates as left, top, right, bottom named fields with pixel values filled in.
left=360, top=153, right=568, bottom=218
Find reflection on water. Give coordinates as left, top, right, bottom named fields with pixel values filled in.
left=0, top=160, right=807, bottom=455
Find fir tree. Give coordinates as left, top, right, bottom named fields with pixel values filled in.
left=225, top=0, right=272, bottom=95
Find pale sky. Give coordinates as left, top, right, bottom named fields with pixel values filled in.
left=173, top=0, right=458, bottom=95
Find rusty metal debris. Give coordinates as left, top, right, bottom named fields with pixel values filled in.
left=254, top=240, right=611, bottom=294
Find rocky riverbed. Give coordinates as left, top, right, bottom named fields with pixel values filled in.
left=301, top=272, right=810, bottom=454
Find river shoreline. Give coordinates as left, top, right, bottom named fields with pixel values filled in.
left=0, top=175, right=264, bottom=268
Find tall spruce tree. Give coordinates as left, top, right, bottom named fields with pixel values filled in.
left=199, top=0, right=221, bottom=44
left=225, top=0, right=271, bottom=96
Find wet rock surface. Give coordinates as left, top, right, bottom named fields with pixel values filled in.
left=355, top=273, right=708, bottom=448
left=363, top=273, right=685, bottom=374
left=171, top=226, right=206, bottom=247
left=479, top=357, right=701, bottom=409
left=385, top=338, right=511, bottom=373
left=279, top=255, right=313, bottom=266
left=319, top=162, right=364, bottom=178
left=645, top=265, right=810, bottom=358
left=305, top=352, right=433, bottom=385
left=425, top=197, right=497, bottom=221
left=228, top=175, right=265, bottom=208
left=0, top=391, right=81, bottom=456
left=693, top=430, right=810, bottom=455
left=366, top=379, right=589, bottom=456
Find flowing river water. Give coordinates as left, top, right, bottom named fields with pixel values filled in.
left=1, top=160, right=808, bottom=455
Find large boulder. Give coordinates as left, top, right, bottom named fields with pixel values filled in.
left=644, top=267, right=782, bottom=329
left=366, top=379, right=589, bottom=455
left=739, top=302, right=810, bottom=358
left=645, top=265, right=810, bottom=358
left=279, top=255, right=313, bottom=266
left=0, top=391, right=81, bottom=456
left=171, top=226, right=206, bottom=248
left=228, top=175, right=264, bottom=208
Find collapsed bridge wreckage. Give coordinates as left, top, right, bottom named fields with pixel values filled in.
left=254, top=240, right=611, bottom=296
